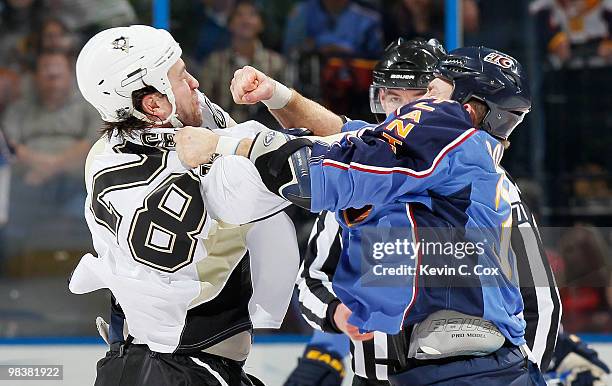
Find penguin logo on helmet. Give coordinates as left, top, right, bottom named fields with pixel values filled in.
left=112, top=36, right=132, bottom=53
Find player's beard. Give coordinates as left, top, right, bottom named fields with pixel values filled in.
left=176, top=93, right=202, bottom=127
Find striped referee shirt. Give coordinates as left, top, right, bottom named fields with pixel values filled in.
left=296, top=176, right=561, bottom=381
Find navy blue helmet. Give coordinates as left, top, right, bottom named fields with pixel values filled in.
left=435, top=47, right=531, bottom=140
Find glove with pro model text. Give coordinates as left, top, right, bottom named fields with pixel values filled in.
left=283, top=345, right=345, bottom=386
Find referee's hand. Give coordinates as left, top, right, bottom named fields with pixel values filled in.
left=333, top=303, right=374, bottom=342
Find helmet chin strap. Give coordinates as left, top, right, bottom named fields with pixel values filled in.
left=132, top=89, right=184, bottom=128
left=165, top=91, right=184, bottom=128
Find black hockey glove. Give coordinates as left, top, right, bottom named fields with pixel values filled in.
left=283, top=345, right=345, bottom=386
left=549, top=333, right=610, bottom=386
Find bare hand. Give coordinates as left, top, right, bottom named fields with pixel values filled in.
left=174, top=126, right=219, bottom=168
left=333, top=303, right=374, bottom=342
left=230, top=66, right=275, bottom=105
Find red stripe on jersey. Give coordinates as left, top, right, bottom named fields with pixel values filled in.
left=321, top=128, right=477, bottom=178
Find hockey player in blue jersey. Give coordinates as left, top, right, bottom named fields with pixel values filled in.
left=284, top=39, right=444, bottom=386
left=174, top=46, right=544, bottom=385
left=175, top=38, right=612, bottom=384
left=302, top=59, right=527, bottom=341
left=248, top=42, right=606, bottom=386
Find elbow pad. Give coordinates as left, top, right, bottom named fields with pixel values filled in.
left=248, top=129, right=313, bottom=210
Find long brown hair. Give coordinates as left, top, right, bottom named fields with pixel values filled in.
left=100, top=85, right=159, bottom=140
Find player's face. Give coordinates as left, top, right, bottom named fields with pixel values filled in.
left=422, top=77, right=454, bottom=100
left=166, top=58, right=202, bottom=126
left=379, top=88, right=426, bottom=115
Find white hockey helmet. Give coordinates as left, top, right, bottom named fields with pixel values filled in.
left=76, top=25, right=184, bottom=127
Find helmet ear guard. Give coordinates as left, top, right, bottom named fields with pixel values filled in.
left=435, top=47, right=531, bottom=140
left=481, top=105, right=528, bottom=139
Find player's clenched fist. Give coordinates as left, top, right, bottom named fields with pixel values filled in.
left=230, top=65, right=293, bottom=109
left=174, top=126, right=219, bottom=168
left=230, top=66, right=272, bottom=104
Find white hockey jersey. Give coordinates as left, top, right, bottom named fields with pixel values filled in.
left=69, top=105, right=300, bottom=353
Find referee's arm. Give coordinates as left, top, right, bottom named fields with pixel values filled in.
left=297, top=211, right=344, bottom=333
left=511, top=197, right=562, bottom=371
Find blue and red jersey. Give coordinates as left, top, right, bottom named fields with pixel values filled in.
left=309, top=98, right=526, bottom=346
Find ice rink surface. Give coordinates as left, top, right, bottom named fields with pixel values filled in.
left=0, top=338, right=611, bottom=385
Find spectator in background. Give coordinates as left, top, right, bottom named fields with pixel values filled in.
left=3, top=50, right=97, bottom=190
left=259, top=0, right=299, bottom=51
left=382, top=0, right=479, bottom=44
left=2, top=50, right=99, bottom=253
left=283, top=0, right=384, bottom=59
left=530, top=0, right=612, bottom=68
left=43, top=0, right=136, bottom=33
left=0, top=68, right=20, bottom=115
left=572, top=162, right=612, bottom=207
left=200, top=0, right=285, bottom=124
left=0, top=68, right=19, bottom=266
left=32, top=17, right=77, bottom=55
left=0, top=0, right=45, bottom=70
left=15, top=16, right=78, bottom=89
left=558, top=225, right=611, bottom=332
left=193, top=0, right=235, bottom=62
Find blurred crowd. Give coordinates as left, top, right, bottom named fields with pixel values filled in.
left=0, top=0, right=610, bottom=336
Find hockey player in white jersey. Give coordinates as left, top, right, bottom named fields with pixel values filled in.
left=69, top=25, right=300, bottom=386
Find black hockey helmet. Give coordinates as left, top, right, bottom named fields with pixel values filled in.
left=370, top=37, right=446, bottom=114
left=435, top=47, right=531, bottom=140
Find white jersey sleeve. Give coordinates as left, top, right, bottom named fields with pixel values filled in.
left=198, top=120, right=289, bottom=225
left=212, top=119, right=266, bottom=139
left=246, top=212, right=300, bottom=328
left=199, top=155, right=289, bottom=225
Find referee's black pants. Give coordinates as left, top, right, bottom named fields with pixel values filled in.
left=94, top=342, right=263, bottom=386
left=352, top=375, right=391, bottom=385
